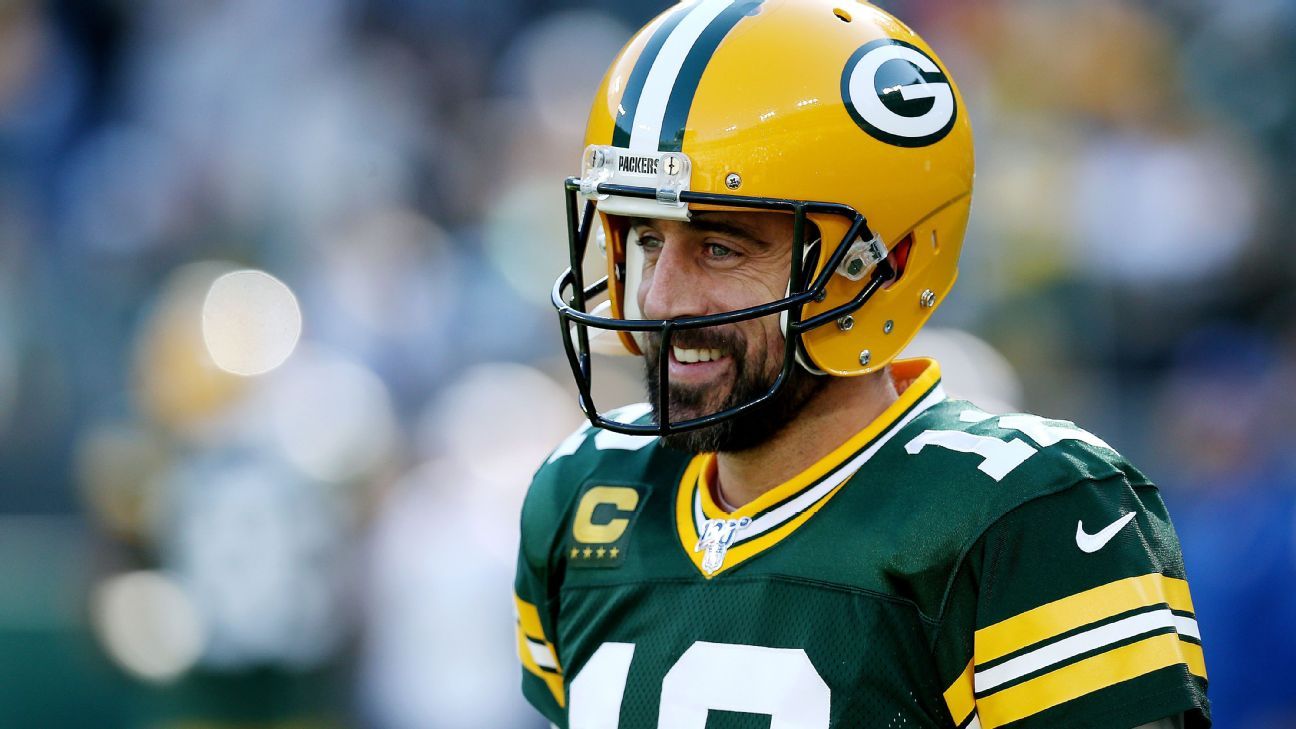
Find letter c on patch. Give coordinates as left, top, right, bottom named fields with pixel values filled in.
left=573, top=486, right=641, bottom=544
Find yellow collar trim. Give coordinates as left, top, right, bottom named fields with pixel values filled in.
left=697, top=357, right=941, bottom=519
left=674, top=357, right=944, bottom=578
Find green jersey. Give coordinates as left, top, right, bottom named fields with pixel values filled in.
left=515, top=359, right=1209, bottom=728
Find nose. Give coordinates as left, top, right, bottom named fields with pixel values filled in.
left=638, top=238, right=708, bottom=321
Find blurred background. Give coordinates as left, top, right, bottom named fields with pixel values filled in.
left=0, top=0, right=1292, bottom=726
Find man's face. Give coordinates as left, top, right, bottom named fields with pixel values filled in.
left=632, top=211, right=824, bottom=453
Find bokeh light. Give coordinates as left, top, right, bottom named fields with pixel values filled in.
left=262, top=346, right=398, bottom=484
left=91, top=571, right=205, bottom=684
left=420, top=362, right=580, bottom=493
left=201, top=269, right=303, bottom=376
left=133, top=262, right=249, bottom=433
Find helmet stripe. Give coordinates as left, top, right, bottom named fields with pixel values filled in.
left=616, top=0, right=762, bottom=153
left=656, top=0, right=762, bottom=152
left=611, top=5, right=691, bottom=149
left=628, top=0, right=736, bottom=152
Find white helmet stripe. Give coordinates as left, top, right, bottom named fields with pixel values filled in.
left=629, top=0, right=737, bottom=152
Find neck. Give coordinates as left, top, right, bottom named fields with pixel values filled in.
left=714, top=368, right=899, bottom=510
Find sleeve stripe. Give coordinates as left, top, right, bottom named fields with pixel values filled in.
left=514, top=594, right=566, bottom=708
left=1181, top=639, right=1207, bottom=679
left=1162, top=573, right=1196, bottom=614
left=975, top=608, right=1193, bottom=693
left=976, top=632, right=1196, bottom=728
left=942, top=659, right=976, bottom=726
left=975, top=573, right=1194, bottom=664
left=515, top=594, right=553, bottom=644
left=1173, top=614, right=1200, bottom=641
left=527, top=637, right=559, bottom=671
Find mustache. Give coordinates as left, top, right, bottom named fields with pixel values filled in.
left=642, top=327, right=745, bottom=354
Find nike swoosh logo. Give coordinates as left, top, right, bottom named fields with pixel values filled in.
left=1075, top=512, right=1137, bottom=553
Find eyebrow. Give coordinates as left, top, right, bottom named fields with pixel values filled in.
left=628, top=214, right=769, bottom=247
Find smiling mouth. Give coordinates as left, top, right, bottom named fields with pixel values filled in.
left=672, top=346, right=727, bottom=364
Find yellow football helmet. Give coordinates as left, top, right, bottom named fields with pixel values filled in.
left=553, top=0, right=974, bottom=434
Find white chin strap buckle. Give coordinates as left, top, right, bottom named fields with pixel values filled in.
left=836, top=234, right=888, bottom=281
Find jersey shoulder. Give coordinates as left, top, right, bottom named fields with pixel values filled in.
left=860, top=398, right=1154, bottom=609
left=519, top=404, right=689, bottom=568
left=895, top=397, right=1151, bottom=517
left=911, top=402, right=1209, bottom=728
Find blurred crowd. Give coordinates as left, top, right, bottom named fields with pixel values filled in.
left=0, top=0, right=1293, bottom=727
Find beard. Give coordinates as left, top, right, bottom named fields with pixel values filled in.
left=643, top=326, right=826, bottom=454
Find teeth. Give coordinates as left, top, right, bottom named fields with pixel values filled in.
left=673, top=347, right=724, bottom=364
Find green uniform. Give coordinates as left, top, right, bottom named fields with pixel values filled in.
left=515, top=359, right=1209, bottom=728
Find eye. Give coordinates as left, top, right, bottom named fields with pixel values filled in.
left=635, top=232, right=663, bottom=250
left=705, top=242, right=737, bottom=258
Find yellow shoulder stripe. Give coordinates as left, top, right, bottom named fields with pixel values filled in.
left=514, top=594, right=565, bottom=708
left=943, top=659, right=976, bottom=726
left=977, top=632, right=1198, bottom=728
left=976, top=573, right=1195, bottom=665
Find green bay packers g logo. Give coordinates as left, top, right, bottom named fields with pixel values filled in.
left=570, top=485, right=644, bottom=567
left=841, top=39, right=957, bottom=148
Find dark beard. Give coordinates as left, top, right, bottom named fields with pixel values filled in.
left=643, top=329, right=826, bottom=454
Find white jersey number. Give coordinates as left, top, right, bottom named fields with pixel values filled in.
left=904, top=411, right=1112, bottom=482
left=571, top=641, right=831, bottom=729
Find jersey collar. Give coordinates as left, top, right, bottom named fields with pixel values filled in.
left=674, top=357, right=946, bottom=579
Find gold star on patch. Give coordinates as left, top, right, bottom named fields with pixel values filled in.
left=570, top=547, right=579, bottom=559
left=596, top=547, right=606, bottom=558
left=582, top=547, right=593, bottom=559
left=610, top=547, right=620, bottom=558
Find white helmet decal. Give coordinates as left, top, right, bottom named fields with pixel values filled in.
left=841, top=39, right=957, bottom=147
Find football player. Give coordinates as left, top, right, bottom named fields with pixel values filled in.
left=516, top=1, right=1209, bottom=727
